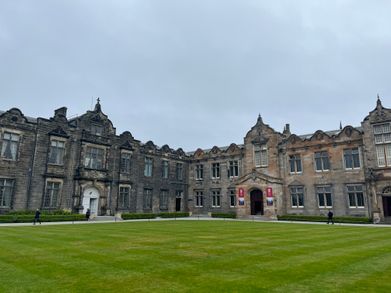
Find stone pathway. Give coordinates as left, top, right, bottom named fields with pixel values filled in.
left=1, top=216, right=391, bottom=228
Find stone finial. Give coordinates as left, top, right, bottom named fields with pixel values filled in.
left=376, top=94, right=383, bottom=114
left=257, top=114, right=263, bottom=124
left=94, top=97, right=101, bottom=112
left=339, top=121, right=342, bottom=130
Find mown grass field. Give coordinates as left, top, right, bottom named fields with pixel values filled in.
left=1, top=221, right=391, bottom=292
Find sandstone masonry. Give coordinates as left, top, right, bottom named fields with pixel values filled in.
left=1, top=98, right=391, bottom=222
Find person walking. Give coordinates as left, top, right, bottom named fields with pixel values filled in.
left=327, top=210, right=334, bottom=224
left=86, top=208, right=91, bottom=221
left=33, top=209, right=41, bottom=225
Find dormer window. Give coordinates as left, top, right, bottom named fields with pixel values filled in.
left=254, top=145, right=268, bottom=167
left=90, top=125, right=103, bottom=136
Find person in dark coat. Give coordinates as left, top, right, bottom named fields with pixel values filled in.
left=86, top=208, right=91, bottom=221
left=327, top=210, right=334, bottom=224
left=33, top=209, right=41, bottom=225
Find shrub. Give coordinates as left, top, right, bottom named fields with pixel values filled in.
left=7, top=209, right=72, bottom=215
left=121, top=213, right=157, bottom=220
left=0, top=214, right=86, bottom=223
left=211, top=212, right=236, bottom=219
left=277, top=214, right=371, bottom=224
left=157, top=212, right=190, bottom=218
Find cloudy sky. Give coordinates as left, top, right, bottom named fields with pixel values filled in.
left=1, top=1, right=390, bottom=151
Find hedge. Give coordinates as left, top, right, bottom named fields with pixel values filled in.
left=277, top=215, right=372, bottom=224
left=6, top=210, right=72, bottom=215
left=211, top=212, right=236, bottom=219
left=157, top=212, right=190, bottom=218
left=0, top=214, right=86, bottom=223
left=121, top=213, right=157, bottom=220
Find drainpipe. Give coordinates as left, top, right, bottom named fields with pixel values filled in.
left=26, top=125, right=39, bottom=210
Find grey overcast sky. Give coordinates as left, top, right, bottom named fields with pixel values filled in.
left=0, top=0, right=390, bottom=151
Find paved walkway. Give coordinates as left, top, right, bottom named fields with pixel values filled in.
left=1, top=216, right=391, bottom=228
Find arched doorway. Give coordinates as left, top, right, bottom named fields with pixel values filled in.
left=250, top=189, right=264, bottom=215
left=382, top=186, right=391, bottom=218
left=82, top=187, right=100, bottom=216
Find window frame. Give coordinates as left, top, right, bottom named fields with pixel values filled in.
left=374, top=123, right=391, bottom=167
left=90, top=124, right=103, bottom=136
left=195, top=190, right=204, bottom=207
left=144, top=157, right=153, bottom=177
left=195, top=164, right=204, bottom=180
left=289, top=154, right=303, bottom=174
left=254, top=145, right=268, bottom=167
left=84, top=145, right=105, bottom=170
left=176, top=163, right=183, bottom=181
left=211, top=190, right=221, bottom=208
left=0, top=178, right=14, bottom=208
left=290, top=186, right=304, bottom=208
left=211, top=162, right=220, bottom=179
left=314, top=151, right=330, bottom=172
left=316, top=185, right=333, bottom=208
left=161, top=160, right=169, bottom=179
left=120, top=152, right=132, bottom=174
left=143, top=188, right=153, bottom=209
left=159, top=189, right=169, bottom=210
left=1, top=131, right=20, bottom=161
left=343, top=148, right=361, bottom=170
left=347, top=184, right=365, bottom=208
left=229, top=189, right=236, bottom=207
left=48, top=139, right=66, bottom=166
left=43, top=180, right=61, bottom=208
left=118, top=185, right=131, bottom=208
left=228, top=160, right=239, bottom=178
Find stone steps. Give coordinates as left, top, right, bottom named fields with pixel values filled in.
left=91, top=216, right=118, bottom=221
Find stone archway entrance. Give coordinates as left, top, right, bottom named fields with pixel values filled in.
left=381, top=187, right=391, bottom=220
left=82, top=187, right=100, bottom=216
left=383, top=196, right=391, bottom=217
left=250, top=189, right=264, bottom=215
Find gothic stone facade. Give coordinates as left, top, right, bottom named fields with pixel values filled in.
left=1, top=98, right=391, bottom=222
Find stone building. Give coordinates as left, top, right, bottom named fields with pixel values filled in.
left=1, top=97, right=391, bottom=222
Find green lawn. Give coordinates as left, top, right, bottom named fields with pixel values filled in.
left=1, top=221, right=391, bottom=292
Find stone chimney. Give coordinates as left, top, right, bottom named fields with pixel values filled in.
left=54, top=107, right=67, bottom=118
left=283, top=123, right=291, bottom=136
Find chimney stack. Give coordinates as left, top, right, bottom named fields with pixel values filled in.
left=54, top=107, right=67, bottom=118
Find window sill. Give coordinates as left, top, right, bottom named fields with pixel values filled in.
left=349, top=206, right=365, bottom=209
left=84, top=168, right=108, bottom=172
left=289, top=172, right=303, bottom=175
left=48, top=163, right=64, bottom=167
left=291, top=206, right=304, bottom=208
left=0, top=158, right=17, bottom=162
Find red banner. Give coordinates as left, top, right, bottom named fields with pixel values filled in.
left=266, top=187, right=273, bottom=197
left=238, top=188, right=245, bottom=197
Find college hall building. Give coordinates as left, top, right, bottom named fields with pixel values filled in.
left=1, top=97, right=391, bottom=222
